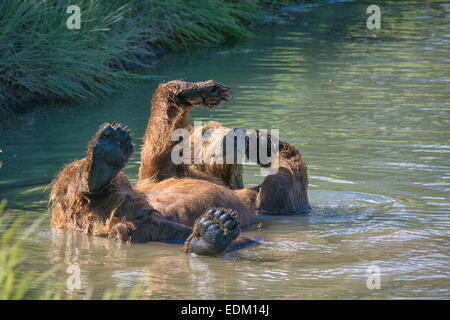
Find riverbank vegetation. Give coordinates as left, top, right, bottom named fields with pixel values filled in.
left=0, top=199, right=55, bottom=299
left=0, top=199, right=146, bottom=299
left=0, top=0, right=303, bottom=117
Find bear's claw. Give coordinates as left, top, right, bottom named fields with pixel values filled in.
left=86, top=123, right=134, bottom=193
left=177, top=81, right=232, bottom=109
left=185, top=208, right=240, bottom=255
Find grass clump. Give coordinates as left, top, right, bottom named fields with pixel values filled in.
left=0, top=0, right=269, bottom=115
left=0, top=1, right=139, bottom=113
left=0, top=199, right=146, bottom=299
left=0, top=199, right=58, bottom=299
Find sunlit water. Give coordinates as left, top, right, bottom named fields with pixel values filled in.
left=0, top=1, right=449, bottom=299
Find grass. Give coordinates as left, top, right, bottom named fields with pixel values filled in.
left=0, top=199, right=146, bottom=299
left=0, top=199, right=56, bottom=299
left=0, top=0, right=303, bottom=116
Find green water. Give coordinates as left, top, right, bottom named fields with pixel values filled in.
left=0, top=1, right=449, bottom=299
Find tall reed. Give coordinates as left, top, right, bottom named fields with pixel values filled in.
left=0, top=0, right=270, bottom=114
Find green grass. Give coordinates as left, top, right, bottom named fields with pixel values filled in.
left=0, top=199, right=146, bottom=299
left=0, top=0, right=302, bottom=116
left=0, top=199, right=57, bottom=299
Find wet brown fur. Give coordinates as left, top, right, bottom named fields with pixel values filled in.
left=49, top=161, right=149, bottom=241
left=49, top=80, right=309, bottom=243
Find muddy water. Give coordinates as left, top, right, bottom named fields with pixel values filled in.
left=0, top=1, right=449, bottom=299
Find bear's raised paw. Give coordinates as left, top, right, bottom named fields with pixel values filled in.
left=176, top=81, right=232, bottom=109
left=86, top=123, right=134, bottom=193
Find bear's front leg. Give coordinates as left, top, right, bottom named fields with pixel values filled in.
left=175, top=80, right=232, bottom=109
left=184, top=208, right=240, bottom=256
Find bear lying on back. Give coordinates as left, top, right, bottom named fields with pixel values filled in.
left=49, top=80, right=311, bottom=255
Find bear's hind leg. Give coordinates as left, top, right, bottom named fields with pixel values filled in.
left=236, top=130, right=311, bottom=215
left=85, top=123, right=134, bottom=193
left=49, top=123, right=135, bottom=233
left=253, top=133, right=312, bottom=214
left=184, top=208, right=241, bottom=255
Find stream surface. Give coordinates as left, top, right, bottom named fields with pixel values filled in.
left=0, top=0, right=449, bottom=299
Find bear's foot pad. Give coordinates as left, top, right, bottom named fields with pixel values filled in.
left=86, top=123, right=134, bottom=193
left=185, top=208, right=240, bottom=256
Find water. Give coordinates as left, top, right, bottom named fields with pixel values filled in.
left=1, top=0, right=449, bottom=299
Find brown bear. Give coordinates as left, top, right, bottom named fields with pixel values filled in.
left=49, top=80, right=311, bottom=255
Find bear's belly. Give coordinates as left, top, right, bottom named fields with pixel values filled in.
left=135, top=177, right=254, bottom=227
